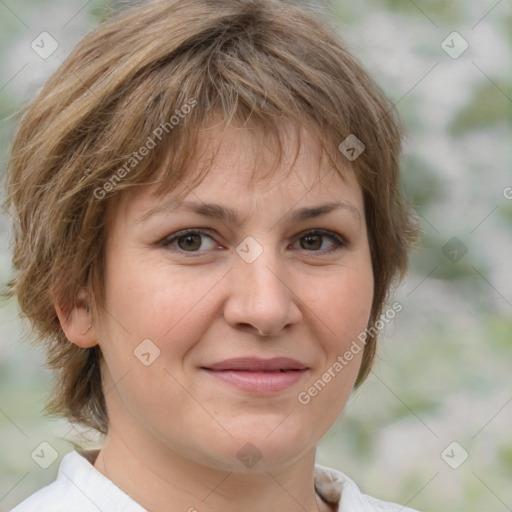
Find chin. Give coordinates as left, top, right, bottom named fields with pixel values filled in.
left=197, top=413, right=321, bottom=473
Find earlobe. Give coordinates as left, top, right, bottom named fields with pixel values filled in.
left=54, top=290, right=98, bottom=348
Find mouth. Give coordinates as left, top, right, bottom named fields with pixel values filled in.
left=200, top=357, right=309, bottom=394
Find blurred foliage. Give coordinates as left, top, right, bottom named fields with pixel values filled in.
left=367, top=0, right=461, bottom=23
left=401, top=153, right=445, bottom=207
left=450, top=82, right=512, bottom=135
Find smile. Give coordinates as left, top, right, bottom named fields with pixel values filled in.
left=201, top=357, right=309, bottom=393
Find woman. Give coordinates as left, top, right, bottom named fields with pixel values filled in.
left=5, top=0, right=420, bottom=510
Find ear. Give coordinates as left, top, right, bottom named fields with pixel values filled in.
left=54, top=289, right=98, bottom=348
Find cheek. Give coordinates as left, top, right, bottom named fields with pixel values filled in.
left=101, top=249, right=220, bottom=357
left=294, top=269, right=373, bottom=434
left=310, top=263, right=374, bottom=347
left=98, top=251, right=216, bottom=421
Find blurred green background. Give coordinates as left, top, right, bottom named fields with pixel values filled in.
left=0, top=1, right=511, bottom=511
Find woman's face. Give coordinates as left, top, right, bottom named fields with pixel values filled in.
left=95, top=123, right=374, bottom=472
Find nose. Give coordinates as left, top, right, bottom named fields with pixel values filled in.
left=223, top=245, right=302, bottom=337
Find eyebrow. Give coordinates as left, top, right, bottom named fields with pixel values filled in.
left=136, top=199, right=361, bottom=226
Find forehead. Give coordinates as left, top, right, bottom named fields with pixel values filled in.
left=115, top=119, right=362, bottom=222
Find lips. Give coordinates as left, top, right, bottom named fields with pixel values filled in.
left=201, top=357, right=309, bottom=393
left=203, top=357, right=309, bottom=372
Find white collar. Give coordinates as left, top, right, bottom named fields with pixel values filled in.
left=314, top=462, right=419, bottom=511
left=12, top=450, right=418, bottom=512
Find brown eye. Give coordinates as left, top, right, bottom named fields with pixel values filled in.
left=177, top=234, right=202, bottom=251
left=300, top=234, right=323, bottom=250
left=162, top=229, right=217, bottom=253
left=294, top=230, right=346, bottom=254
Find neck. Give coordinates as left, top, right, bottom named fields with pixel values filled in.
left=93, top=426, right=333, bottom=512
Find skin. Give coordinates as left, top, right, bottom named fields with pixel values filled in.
left=57, top=121, right=374, bottom=512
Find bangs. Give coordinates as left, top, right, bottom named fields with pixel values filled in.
left=84, top=30, right=356, bottom=206
left=117, top=114, right=347, bottom=206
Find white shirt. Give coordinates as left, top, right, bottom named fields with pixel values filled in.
left=11, top=450, right=420, bottom=511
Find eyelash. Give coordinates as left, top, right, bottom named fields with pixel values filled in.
left=160, top=228, right=347, bottom=256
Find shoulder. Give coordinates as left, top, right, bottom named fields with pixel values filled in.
left=9, top=478, right=68, bottom=512
left=314, top=463, right=421, bottom=512
left=10, top=451, right=91, bottom=512
left=10, top=450, right=146, bottom=512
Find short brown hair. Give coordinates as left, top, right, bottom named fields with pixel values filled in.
left=3, top=0, right=419, bottom=434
